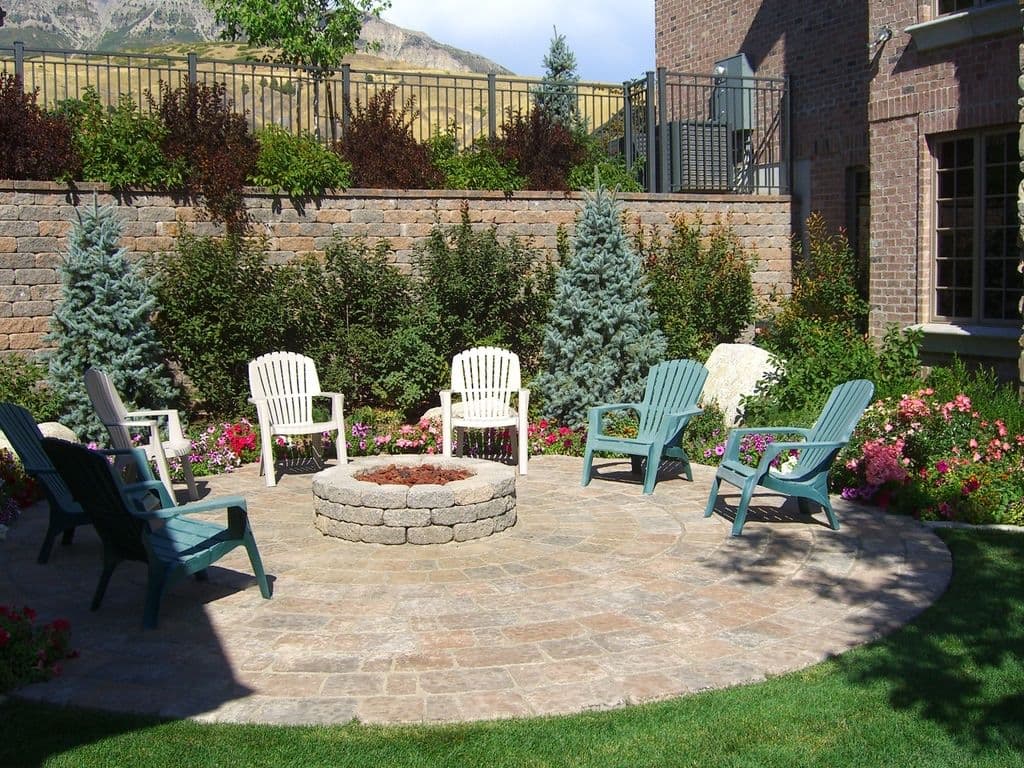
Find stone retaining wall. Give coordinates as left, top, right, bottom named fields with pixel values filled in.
left=0, top=182, right=792, bottom=352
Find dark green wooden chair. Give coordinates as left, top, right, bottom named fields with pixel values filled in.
left=581, top=359, right=708, bottom=494
left=704, top=379, right=875, bottom=536
left=0, top=402, right=90, bottom=564
left=42, top=437, right=272, bottom=629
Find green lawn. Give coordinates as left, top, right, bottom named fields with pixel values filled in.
left=3, top=528, right=1023, bottom=768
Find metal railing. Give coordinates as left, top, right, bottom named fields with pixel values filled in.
left=0, top=43, right=789, bottom=195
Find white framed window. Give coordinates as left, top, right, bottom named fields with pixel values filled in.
left=933, top=129, right=1021, bottom=323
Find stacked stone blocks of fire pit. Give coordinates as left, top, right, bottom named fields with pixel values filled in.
left=312, top=455, right=516, bottom=544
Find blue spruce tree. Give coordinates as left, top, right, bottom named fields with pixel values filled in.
left=533, top=27, right=580, bottom=129
left=47, top=201, right=176, bottom=440
left=534, top=182, right=666, bottom=425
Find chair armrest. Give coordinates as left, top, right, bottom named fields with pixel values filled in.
left=122, top=480, right=176, bottom=511
left=721, top=426, right=812, bottom=460
left=587, top=403, right=643, bottom=437
left=126, top=408, right=184, bottom=438
left=753, top=440, right=848, bottom=475
left=140, top=494, right=249, bottom=521
left=660, top=406, right=704, bottom=441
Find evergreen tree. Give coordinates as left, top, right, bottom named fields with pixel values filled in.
left=533, top=27, right=580, bottom=128
left=47, top=201, right=176, bottom=440
left=534, top=182, right=666, bottom=425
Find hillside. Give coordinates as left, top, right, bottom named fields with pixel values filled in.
left=0, top=1, right=512, bottom=75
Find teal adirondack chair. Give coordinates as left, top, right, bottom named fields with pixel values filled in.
left=0, top=402, right=90, bottom=564
left=582, top=359, right=708, bottom=494
left=42, top=437, right=272, bottom=629
left=703, top=379, right=875, bottom=536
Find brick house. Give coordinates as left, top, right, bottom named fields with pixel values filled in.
left=656, top=0, right=1022, bottom=377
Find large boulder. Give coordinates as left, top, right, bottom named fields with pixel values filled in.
left=0, top=421, right=78, bottom=457
left=702, top=344, right=778, bottom=427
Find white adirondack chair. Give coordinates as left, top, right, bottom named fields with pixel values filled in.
left=440, top=346, right=529, bottom=475
left=248, top=352, right=347, bottom=487
left=84, top=367, right=198, bottom=502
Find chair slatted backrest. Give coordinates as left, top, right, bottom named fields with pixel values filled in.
left=786, top=379, right=875, bottom=480
left=450, top=347, right=521, bottom=421
left=249, top=352, right=322, bottom=427
left=637, top=360, right=709, bottom=441
left=85, top=368, right=135, bottom=449
left=41, top=438, right=147, bottom=562
left=0, top=403, right=80, bottom=514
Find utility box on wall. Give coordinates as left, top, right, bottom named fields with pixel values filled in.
left=712, top=53, right=754, bottom=132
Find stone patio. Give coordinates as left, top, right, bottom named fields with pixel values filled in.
left=0, top=455, right=952, bottom=726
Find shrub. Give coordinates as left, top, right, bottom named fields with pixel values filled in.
left=415, top=204, right=558, bottom=375
left=68, top=88, right=185, bottom=189
left=0, top=449, right=40, bottom=525
left=835, top=385, right=1024, bottom=525
left=923, top=357, right=1024, bottom=436
left=47, top=202, right=176, bottom=441
left=0, top=353, right=64, bottom=422
left=495, top=107, right=586, bottom=191
left=426, top=127, right=524, bottom=193
left=568, top=129, right=642, bottom=193
left=762, top=212, right=869, bottom=347
left=638, top=215, right=756, bottom=359
left=334, top=87, right=441, bottom=189
left=152, top=233, right=288, bottom=416
left=282, top=238, right=443, bottom=418
left=0, top=74, right=80, bottom=181
left=166, top=419, right=261, bottom=481
left=0, top=605, right=76, bottom=693
left=250, top=125, right=352, bottom=198
left=534, top=183, right=666, bottom=426
left=154, top=81, right=257, bottom=232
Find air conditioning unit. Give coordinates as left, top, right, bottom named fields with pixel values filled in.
left=670, top=121, right=732, bottom=192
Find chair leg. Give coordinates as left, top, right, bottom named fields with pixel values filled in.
left=36, top=524, right=60, bottom=564
left=243, top=529, right=273, bottom=599
left=91, top=559, right=119, bottom=611
left=260, top=428, right=276, bottom=487
left=703, top=478, right=721, bottom=518
left=181, top=459, right=199, bottom=501
left=820, top=497, right=840, bottom=531
left=641, top=447, right=661, bottom=494
left=581, top=446, right=594, bottom=487
left=730, top=482, right=756, bottom=537
left=630, top=455, right=643, bottom=475
left=143, top=569, right=168, bottom=629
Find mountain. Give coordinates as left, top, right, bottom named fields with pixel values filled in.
left=0, top=1, right=513, bottom=75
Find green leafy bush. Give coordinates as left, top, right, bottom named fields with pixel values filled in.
left=250, top=125, right=352, bottom=198
left=335, top=87, right=442, bottom=189
left=0, top=74, right=80, bottom=182
left=923, top=357, right=1024, bottom=436
left=154, top=81, right=257, bottom=232
left=68, top=88, right=185, bottom=189
left=152, top=233, right=288, bottom=416
left=426, top=127, right=524, bottom=193
left=638, top=215, right=755, bottom=359
left=568, top=129, right=641, bottom=193
left=0, top=353, right=64, bottom=422
left=495, top=107, right=585, bottom=191
left=279, top=239, right=443, bottom=417
left=415, top=205, right=558, bottom=374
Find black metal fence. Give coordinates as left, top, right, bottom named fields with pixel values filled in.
left=0, top=42, right=789, bottom=194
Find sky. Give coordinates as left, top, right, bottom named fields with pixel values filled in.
left=381, top=0, right=656, bottom=83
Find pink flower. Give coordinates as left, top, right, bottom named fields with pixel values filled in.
left=934, top=460, right=949, bottom=475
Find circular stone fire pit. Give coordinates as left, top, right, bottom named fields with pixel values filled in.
left=312, top=455, right=516, bottom=544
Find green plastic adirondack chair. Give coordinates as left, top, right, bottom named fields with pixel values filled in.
left=703, top=379, right=875, bottom=536
left=581, top=359, right=708, bottom=494
left=0, top=402, right=90, bottom=564
left=41, top=437, right=272, bottom=629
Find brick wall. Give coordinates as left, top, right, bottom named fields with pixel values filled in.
left=0, top=184, right=792, bottom=353
left=657, top=0, right=1021, bottom=350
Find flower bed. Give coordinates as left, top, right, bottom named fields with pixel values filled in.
left=834, top=388, right=1024, bottom=525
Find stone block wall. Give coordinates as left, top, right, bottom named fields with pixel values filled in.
left=0, top=183, right=792, bottom=354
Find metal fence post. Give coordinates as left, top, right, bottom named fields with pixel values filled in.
left=645, top=71, right=656, bottom=193
left=623, top=81, right=633, bottom=173
left=341, top=63, right=351, bottom=137
left=487, top=73, right=497, bottom=141
left=783, top=74, right=792, bottom=195
left=187, top=52, right=197, bottom=85
left=13, top=41, right=23, bottom=82
left=657, top=67, right=668, bottom=193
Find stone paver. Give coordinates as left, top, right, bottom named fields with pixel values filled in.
left=0, top=455, right=951, bottom=725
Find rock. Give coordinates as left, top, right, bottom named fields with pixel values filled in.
left=0, top=420, right=78, bottom=457
left=702, top=344, right=778, bottom=427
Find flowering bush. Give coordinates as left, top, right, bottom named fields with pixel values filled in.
left=0, top=605, right=77, bottom=693
left=835, top=388, right=1024, bottom=524
left=0, top=449, right=40, bottom=533
left=528, top=419, right=587, bottom=457
left=163, top=419, right=261, bottom=481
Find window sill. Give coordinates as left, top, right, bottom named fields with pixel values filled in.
left=904, top=1, right=1020, bottom=52
left=912, top=322, right=1021, bottom=359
